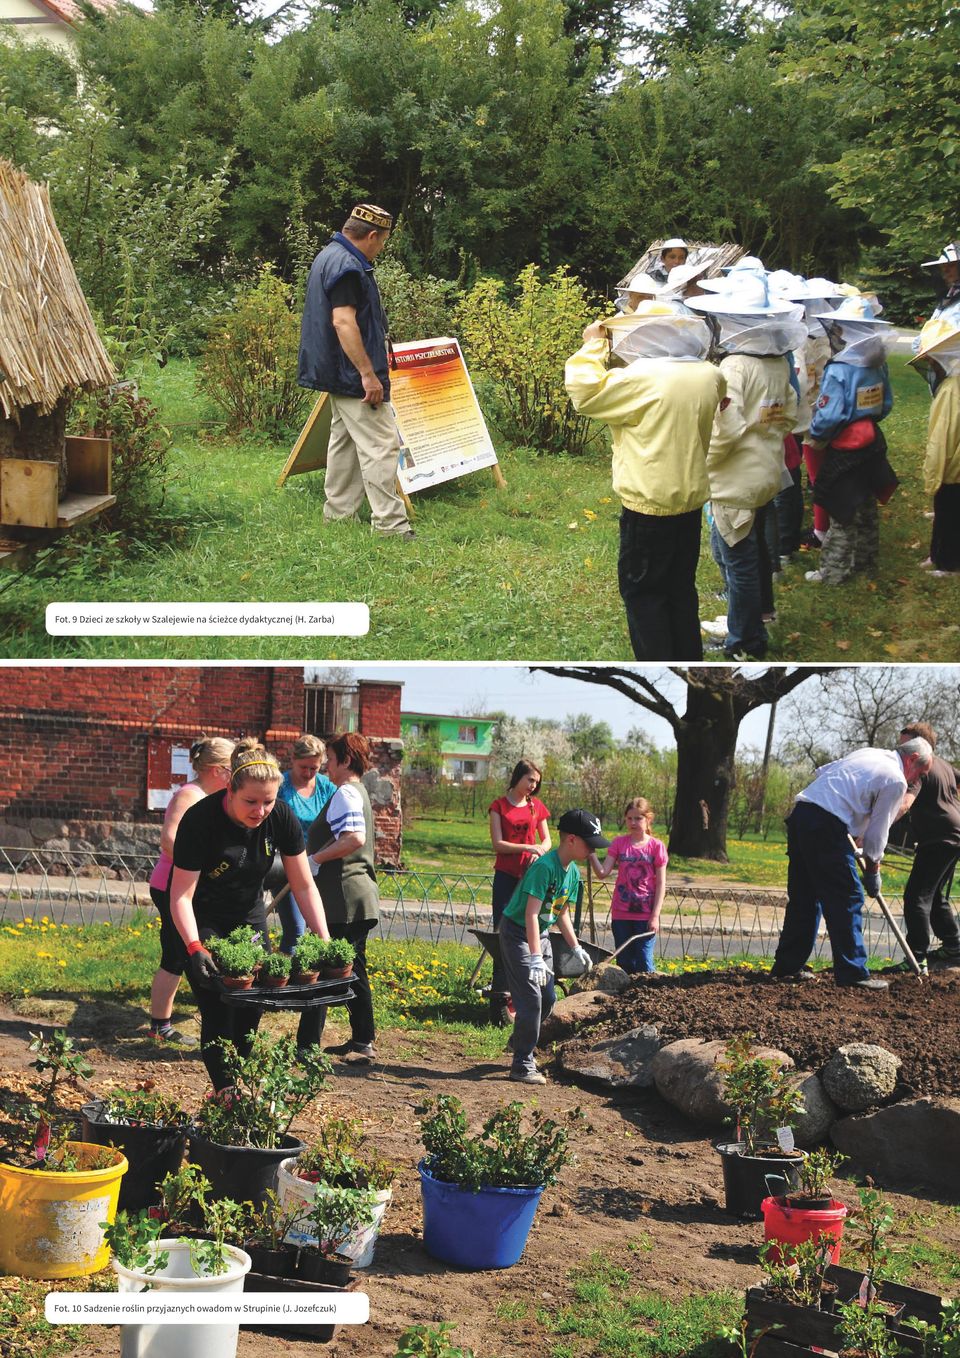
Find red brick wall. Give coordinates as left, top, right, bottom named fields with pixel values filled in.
left=358, top=681, right=402, bottom=737
left=0, top=668, right=403, bottom=864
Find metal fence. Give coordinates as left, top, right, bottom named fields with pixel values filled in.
left=0, top=846, right=922, bottom=966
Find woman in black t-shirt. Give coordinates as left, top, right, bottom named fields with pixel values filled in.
left=170, top=737, right=330, bottom=1089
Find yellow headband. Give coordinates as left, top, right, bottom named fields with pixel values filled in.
left=232, top=758, right=278, bottom=779
left=351, top=203, right=392, bottom=230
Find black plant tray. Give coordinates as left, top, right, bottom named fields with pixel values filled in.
left=241, top=1270, right=357, bottom=1341
left=218, top=977, right=354, bottom=1011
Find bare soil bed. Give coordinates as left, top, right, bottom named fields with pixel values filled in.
left=561, top=968, right=960, bottom=1095
left=0, top=974, right=958, bottom=1358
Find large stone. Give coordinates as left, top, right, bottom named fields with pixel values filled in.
left=538, top=990, right=615, bottom=1046
left=821, top=1044, right=901, bottom=1112
left=786, top=1071, right=838, bottom=1148
left=830, top=1098, right=960, bottom=1194
left=559, top=1025, right=661, bottom=1088
left=596, top=965, right=632, bottom=994
left=652, top=1038, right=795, bottom=1128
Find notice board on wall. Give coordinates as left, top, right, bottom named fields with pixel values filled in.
left=146, top=737, right=193, bottom=810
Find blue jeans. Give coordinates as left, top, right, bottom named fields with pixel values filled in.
left=710, top=511, right=771, bottom=658
left=611, top=917, right=656, bottom=973
left=277, top=892, right=307, bottom=954
left=771, top=801, right=870, bottom=984
left=498, top=916, right=556, bottom=1075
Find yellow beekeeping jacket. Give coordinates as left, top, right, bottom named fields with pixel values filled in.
left=564, top=340, right=725, bottom=516
left=924, top=374, right=960, bottom=495
left=706, top=354, right=799, bottom=510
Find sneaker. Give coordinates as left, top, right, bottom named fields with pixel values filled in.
left=151, top=1027, right=199, bottom=1048
left=805, top=569, right=823, bottom=583
left=888, top=957, right=928, bottom=976
left=770, top=969, right=818, bottom=983
left=926, top=949, right=960, bottom=971
left=919, top=558, right=934, bottom=570
left=509, top=1069, right=547, bottom=1086
left=761, top=611, right=777, bottom=624
left=839, top=977, right=889, bottom=990
left=700, top=617, right=729, bottom=639
left=930, top=569, right=957, bottom=578
left=343, top=1042, right=377, bottom=1063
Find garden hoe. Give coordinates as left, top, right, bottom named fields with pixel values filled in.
left=847, top=834, right=924, bottom=981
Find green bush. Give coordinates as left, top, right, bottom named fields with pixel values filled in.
left=198, top=266, right=308, bottom=434
left=377, top=257, right=461, bottom=344
left=68, top=385, right=171, bottom=529
left=455, top=264, right=603, bottom=456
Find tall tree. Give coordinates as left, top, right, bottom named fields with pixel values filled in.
left=532, top=666, right=827, bottom=859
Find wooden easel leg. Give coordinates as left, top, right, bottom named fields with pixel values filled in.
left=491, top=464, right=507, bottom=489
left=396, top=479, right=414, bottom=516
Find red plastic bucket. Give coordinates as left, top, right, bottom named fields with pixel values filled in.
left=761, top=1196, right=848, bottom=1265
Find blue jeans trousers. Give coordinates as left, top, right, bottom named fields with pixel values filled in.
left=611, top=917, right=657, bottom=973
left=771, top=801, right=870, bottom=984
left=710, top=510, right=771, bottom=658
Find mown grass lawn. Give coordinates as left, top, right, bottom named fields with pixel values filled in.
left=1, top=353, right=955, bottom=659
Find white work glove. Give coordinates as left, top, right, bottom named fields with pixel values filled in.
left=526, top=956, right=551, bottom=988
left=570, top=945, right=593, bottom=975
left=309, top=855, right=321, bottom=877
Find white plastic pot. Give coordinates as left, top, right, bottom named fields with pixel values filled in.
left=277, top=1156, right=391, bottom=1268
left=112, top=1239, right=251, bottom=1358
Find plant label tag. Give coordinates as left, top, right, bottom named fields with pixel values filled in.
left=775, top=1127, right=795, bottom=1153
left=858, top=1276, right=871, bottom=1305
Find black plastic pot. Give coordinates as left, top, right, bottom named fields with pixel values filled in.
left=295, top=1250, right=353, bottom=1286
left=243, top=1241, right=298, bottom=1278
left=80, top=1100, right=187, bottom=1212
left=187, top=1131, right=305, bottom=1209
left=715, top=1141, right=805, bottom=1220
left=785, top=1193, right=834, bottom=1212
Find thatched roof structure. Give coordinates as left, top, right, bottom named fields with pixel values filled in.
left=0, top=158, right=114, bottom=421
left=616, top=240, right=747, bottom=292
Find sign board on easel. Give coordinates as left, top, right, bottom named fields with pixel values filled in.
left=388, top=337, right=505, bottom=494
left=278, top=337, right=504, bottom=496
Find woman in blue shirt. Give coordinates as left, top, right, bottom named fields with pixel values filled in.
left=275, top=734, right=336, bottom=952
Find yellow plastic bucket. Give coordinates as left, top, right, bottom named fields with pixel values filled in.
left=0, top=1141, right=128, bottom=1278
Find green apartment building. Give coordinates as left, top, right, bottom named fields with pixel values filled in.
left=400, top=712, right=495, bottom=782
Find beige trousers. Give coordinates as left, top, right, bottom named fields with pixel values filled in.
left=323, top=395, right=409, bottom=534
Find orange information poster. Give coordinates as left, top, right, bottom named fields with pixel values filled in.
left=388, top=337, right=500, bottom=494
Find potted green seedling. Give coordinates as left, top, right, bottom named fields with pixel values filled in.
left=836, top=1296, right=907, bottom=1358
left=715, top=1033, right=806, bottom=1219
left=846, top=1186, right=903, bottom=1320
left=109, top=1197, right=249, bottom=1358
left=257, top=952, right=291, bottom=988
left=0, top=1029, right=128, bottom=1279
left=279, top=1116, right=396, bottom=1267
left=292, top=932, right=325, bottom=982
left=318, top=937, right=355, bottom=979
left=188, top=1034, right=330, bottom=1209
left=81, top=1081, right=191, bottom=1213
left=207, top=925, right=267, bottom=989
left=238, top=1190, right=301, bottom=1278
left=763, top=1147, right=850, bottom=1267
left=417, top=1095, right=581, bottom=1270
left=294, top=1185, right=378, bottom=1285
left=787, top=1149, right=848, bottom=1211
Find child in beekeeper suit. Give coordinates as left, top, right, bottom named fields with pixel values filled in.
left=564, top=302, right=725, bottom=661
left=685, top=271, right=803, bottom=658
left=910, top=316, right=960, bottom=575
left=803, top=295, right=898, bottom=586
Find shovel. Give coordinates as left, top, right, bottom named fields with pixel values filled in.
left=847, top=834, right=924, bottom=981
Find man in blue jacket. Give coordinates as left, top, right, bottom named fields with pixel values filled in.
left=299, top=204, right=412, bottom=538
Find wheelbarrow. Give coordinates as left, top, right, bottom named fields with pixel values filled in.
left=467, top=928, right=613, bottom=1007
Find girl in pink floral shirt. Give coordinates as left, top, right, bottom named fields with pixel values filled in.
left=590, top=797, right=667, bottom=973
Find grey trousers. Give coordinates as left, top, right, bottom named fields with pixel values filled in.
left=499, top=916, right=555, bottom=1074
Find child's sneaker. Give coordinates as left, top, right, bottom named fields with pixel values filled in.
left=509, top=1069, right=547, bottom=1086
left=700, top=617, right=729, bottom=638
left=888, top=957, right=928, bottom=976
left=804, top=570, right=823, bottom=583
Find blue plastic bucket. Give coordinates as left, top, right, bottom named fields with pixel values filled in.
left=418, top=1160, right=544, bottom=1269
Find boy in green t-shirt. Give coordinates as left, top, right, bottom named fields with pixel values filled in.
left=499, top=808, right=609, bottom=1085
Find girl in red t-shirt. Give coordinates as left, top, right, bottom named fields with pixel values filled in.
left=487, top=761, right=551, bottom=1024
